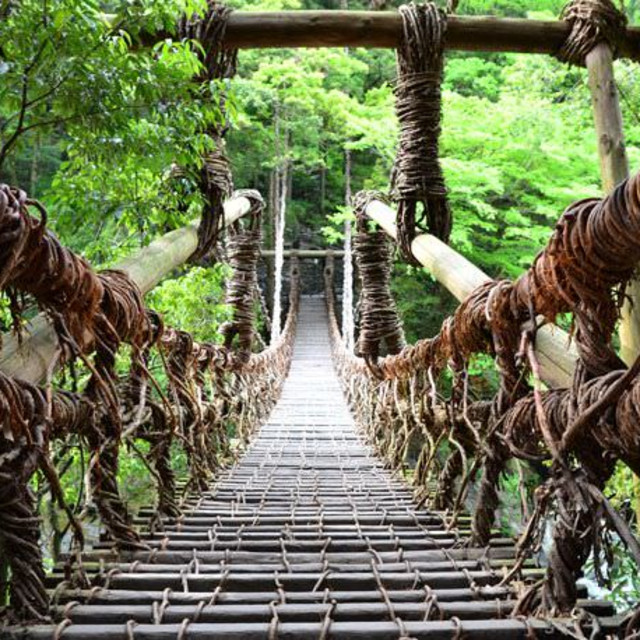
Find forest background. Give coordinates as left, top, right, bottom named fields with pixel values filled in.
left=2, top=0, right=640, bottom=602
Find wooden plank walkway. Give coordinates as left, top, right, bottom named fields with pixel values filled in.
left=14, top=297, right=622, bottom=639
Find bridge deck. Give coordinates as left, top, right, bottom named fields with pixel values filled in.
left=18, top=297, right=621, bottom=639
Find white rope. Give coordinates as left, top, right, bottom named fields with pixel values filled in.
left=271, top=167, right=287, bottom=343
left=342, top=148, right=355, bottom=351
left=342, top=218, right=355, bottom=351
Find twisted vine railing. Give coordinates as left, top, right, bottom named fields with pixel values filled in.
left=0, top=184, right=298, bottom=624
left=327, top=173, right=640, bottom=623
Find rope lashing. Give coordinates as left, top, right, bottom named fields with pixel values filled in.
left=392, top=2, right=451, bottom=264
left=196, top=142, right=234, bottom=260
left=179, top=1, right=238, bottom=261
left=221, top=190, right=264, bottom=359
left=557, top=0, right=627, bottom=66
left=353, top=191, right=406, bottom=375
left=178, top=2, right=237, bottom=84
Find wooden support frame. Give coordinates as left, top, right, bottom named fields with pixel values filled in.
left=364, top=199, right=578, bottom=389
left=130, top=11, right=640, bottom=59
left=0, top=195, right=252, bottom=385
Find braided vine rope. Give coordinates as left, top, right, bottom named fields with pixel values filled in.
left=221, top=191, right=264, bottom=360
left=353, top=192, right=406, bottom=375
left=392, top=2, right=451, bottom=264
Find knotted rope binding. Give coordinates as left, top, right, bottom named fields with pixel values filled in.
left=392, top=2, right=451, bottom=264
left=179, top=2, right=238, bottom=261
left=353, top=191, right=406, bottom=376
left=557, top=0, right=627, bottom=66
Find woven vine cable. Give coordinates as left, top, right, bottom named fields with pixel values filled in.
left=557, top=0, right=627, bottom=66
left=353, top=191, right=406, bottom=375
left=179, top=1, right=238, bottom=261
left=221, top=191, right=264, bottom=359
left=392, top=2, right=451, bottom=264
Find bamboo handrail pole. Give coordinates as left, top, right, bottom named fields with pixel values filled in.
left=584, top=44, right=638, bottom=366
left=0, top=195, right=252, bottom=384
left=364, top=199, right=578, bottom=389
left=124, top=12, right=640, bottom=59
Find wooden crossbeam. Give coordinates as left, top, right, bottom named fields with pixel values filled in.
left=123, top=11, right=640, bottom=58
left=215, top=12, right=640, bottom=58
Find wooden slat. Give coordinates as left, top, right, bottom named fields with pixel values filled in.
left=22, top=618, right=625, bottom=640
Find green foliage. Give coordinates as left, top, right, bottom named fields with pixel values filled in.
left=147, top=265, right=232, bottom=342
left=585, top=537, right=640, bottom=611
left=0, top=0, right=232, bottom=264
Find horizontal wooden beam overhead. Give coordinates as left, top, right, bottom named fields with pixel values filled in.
left=0, top=195, right=252, bottom=384
left=261, top=249, right=345, bottom=258
left=219, top=12, right=640, bottom=59
left=364, top=200, right=578, bottom=389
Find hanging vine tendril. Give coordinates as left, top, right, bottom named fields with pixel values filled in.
left=0, top=374, right=92, bottom=622
left=392, top=2, right=451, bottom=264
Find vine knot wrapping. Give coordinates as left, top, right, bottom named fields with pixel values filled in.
left=178, top=1, right=237, bottom=86
left=557, top=0, right=627, bottom=66
left=179, top=1, right=238, bottom=261
left=392, top=2, right=451, bottom=264
left=353, top=192, right=406, bottom=375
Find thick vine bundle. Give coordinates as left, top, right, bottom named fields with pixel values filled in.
left=179, top=1, right=238, bottom=260
left=392, top=2, right=451, bottom=263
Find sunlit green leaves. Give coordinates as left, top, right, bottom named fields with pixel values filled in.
left=147, top=264, right=232, bottom=342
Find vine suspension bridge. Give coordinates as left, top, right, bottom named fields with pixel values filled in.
left=3, top=1, right=640, bottom=638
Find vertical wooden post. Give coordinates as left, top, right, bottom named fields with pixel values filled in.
left=586, top=44, right=629, bottom=193
left=585, top=41, right=640, bottom=526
